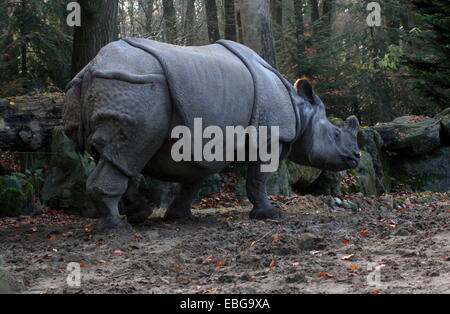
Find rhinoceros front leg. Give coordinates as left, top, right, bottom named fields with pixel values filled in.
left=246, top=162, right=283, bottom=220
left=163, top=182, right=202, bottom=221
left=86, top=157, right=131, bottom=229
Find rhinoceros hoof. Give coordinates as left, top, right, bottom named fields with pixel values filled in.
left=163, top=207, right=193, bottom=221
left=102, top=216, right=132, bottom=230
left=249, top=207, right=283, bottom=220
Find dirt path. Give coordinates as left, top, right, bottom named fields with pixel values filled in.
left=1, top=193, right=449, bottom=294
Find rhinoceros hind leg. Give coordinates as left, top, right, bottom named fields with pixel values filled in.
left=163, top=182, right=202, bottom=221
left=87, top=157, right=131, bottom=230
left=246, top=162, right=283, bottom=220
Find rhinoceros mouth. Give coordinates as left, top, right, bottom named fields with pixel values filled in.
left=340, top=155, right=360, bottom=169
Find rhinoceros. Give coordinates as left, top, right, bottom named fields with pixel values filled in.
left=63, top=38, right=360, bottom=229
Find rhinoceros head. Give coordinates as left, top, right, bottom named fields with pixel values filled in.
left=289, top=80, right=360, bottom=171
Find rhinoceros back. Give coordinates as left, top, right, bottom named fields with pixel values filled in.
left=65, top=39, right=298, bottom=176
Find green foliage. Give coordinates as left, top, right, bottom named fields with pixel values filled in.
left=0, top=0, right=73, bottom=97
left=0, top=175, right=34, bottom=216
left=275, top=0, right=438, bottom=124
left=406, top=0, right=450, bottom=110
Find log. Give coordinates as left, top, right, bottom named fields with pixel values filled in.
left=0, top=93, right=64, bottom=152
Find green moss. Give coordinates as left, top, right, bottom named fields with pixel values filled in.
left=347, top=169, right=358, bottom=176
left=23, top=183, right=34, bottom=198
left=0, top=188, right=25, bottom=216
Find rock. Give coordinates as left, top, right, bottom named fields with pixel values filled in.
left=435, top=107, right=450, bottom=145
left=343, top=151, right=377, bottom=196
left=390, top=146, right=450, bottom=192
left=342, top=200, right=355, bottom=210
left=286, top=273, right=307, bottom=283
left=358, top=127, right=389, bottom=193
left=42, top=128, right=96, bottom=217
left=0, top=175, right=39, bottom=217
left=374, top=116, right=441, bottom=156
left=0, top=268, right=23, bottom=294
left=286, top=161, right=322, bottom=192
left=302, top=170, right=346, bottom=196
left=379, top=194, right=394, bottom=210
left=235, top=162, right=291, bottom=197
left=334, top=197, right=343, bottom=206
left=0, top=94, right=63, bottom=152
left=296, top=233, right=326, bottom=251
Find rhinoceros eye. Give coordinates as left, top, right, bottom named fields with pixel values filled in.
left=334, top=129, right=341, bottom=139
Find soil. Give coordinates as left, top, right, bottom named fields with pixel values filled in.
left=0, top=192, right=449, bottom=294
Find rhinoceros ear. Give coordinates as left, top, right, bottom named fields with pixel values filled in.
left=294, top=79, right=315, bottom=104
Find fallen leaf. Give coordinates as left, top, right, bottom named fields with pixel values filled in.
left=202, top=255, right=214, bottom=265
left=292, top=262, right=300, bottom=266
left=49, top=236, right=57, bottom=242
left=372, top=291, right=380, bottom=294
left=341, top=254, right=355, bottom=261
left=317, top=272, right=335, bottom=278
left=272, top=234, right=281, bottom=243
left=349, top=265, right=359, bottom=270
left=342, top=239, right=349, bottom=245
left=127, top=244, right=139, bottom=250
left=269, top=259, right=277, bottom=268
left=113, top=250, right=124, bottom=256
left=79, top=264, right=86, bottom=268
left=250, top=241, right=257, bottom=247
left=98, top=260, right=109, bottom=264
left=358, top=232, right=368, bottom=237
left=214, top=261, right=223, bottom=269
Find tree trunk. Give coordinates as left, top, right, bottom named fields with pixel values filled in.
left=184, top=0, right=196, bottom=45
left=322, top=0, right=333, bottom=38
left=271, top=0, right=282, bottom=27
left=163, top=0, right=177, bottom=43
left=308, top=0, right=319, bottom=23
left=224, top=0, right=237, bottom=41
left=71, top=0, right=119, bottom=78
left=294, top=0, right=305, bottom=77
left=238, top=0, right=278, bottom=68
left=138, top=0, right=155, bottom=37
left=20, top=0, right=29, bottom=87
left=204, top=0, right=220, bottom=43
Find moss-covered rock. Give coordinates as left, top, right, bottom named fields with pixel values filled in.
left=0, top=175, right=37, bottom=217
left=374, top=116, right=441, bottom=156
left=42, top=128, right=96, bottom=216
left=344, top=151, right=377, bottom=196
left=390, top=146, right=450, bottom=192
left=302, top=170, right=346, bottom=196
left=435, top=107, right=450, bottom=145
left=235, top=161, right=291, bottom=197
left=357, top=127, right=390, bottom=193
left=286, top=161, right=322, bottom=192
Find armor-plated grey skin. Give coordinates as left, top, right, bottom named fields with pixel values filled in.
left=63, top=39, right=360, bottom=229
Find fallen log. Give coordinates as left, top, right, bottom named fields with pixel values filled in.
left=0, top=93, right=64, bottom=152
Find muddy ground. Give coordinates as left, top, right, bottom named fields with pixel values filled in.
left=0, top=192, right=449, bottom=294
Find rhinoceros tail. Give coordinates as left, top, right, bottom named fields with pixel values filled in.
left=75, top=66, right=95, bottom=155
